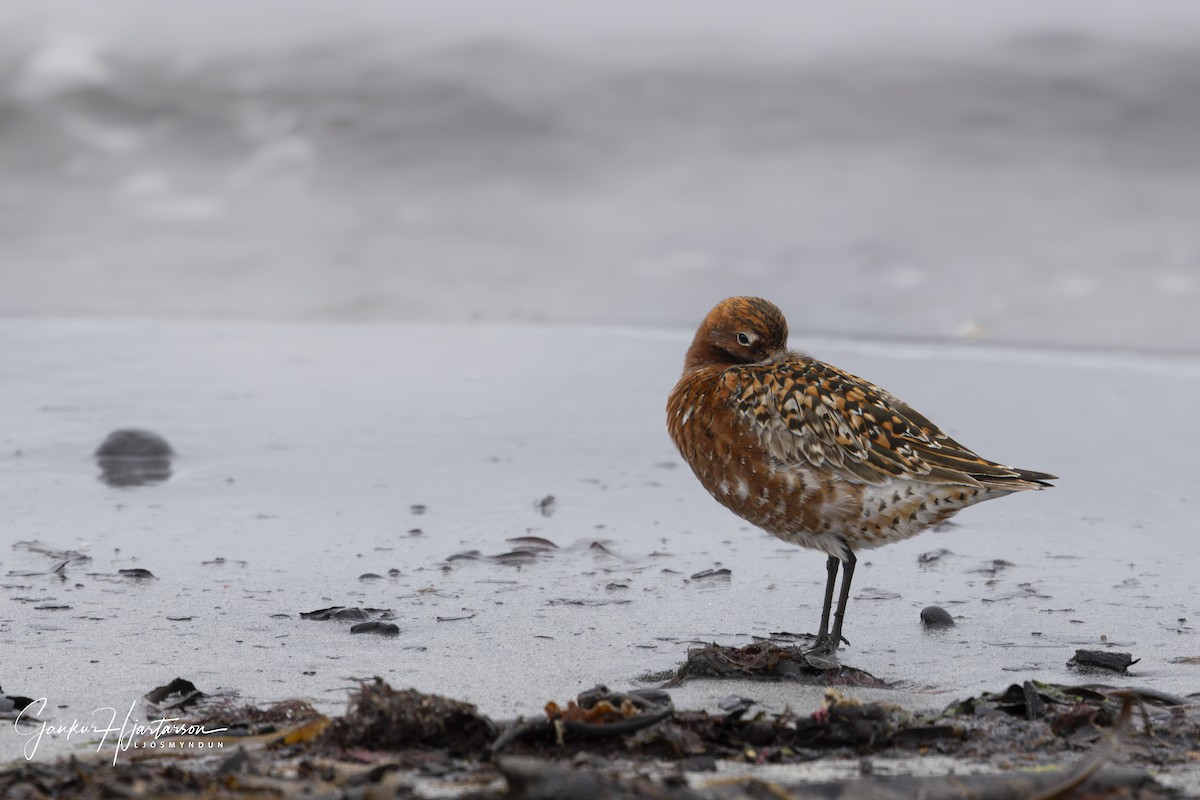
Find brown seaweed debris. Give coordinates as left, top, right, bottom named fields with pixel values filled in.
left=0, top=677, right=1189, bottom=799
left=322, top=678, right=496, bottom=756
left=191, top=697, right=323, bottom=733
left=493, top=685, right=960, bottom=763
left=492, top=687, right=674, bottom=754
left=665, top=641, right=889, bottom=688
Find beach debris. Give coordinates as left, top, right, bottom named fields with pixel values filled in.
left=200, top=557, right=247, bottom=567
left=1, top=687, right=38, bottom=721
left=917, top=548, right=952, bottom=565
left=118, top=567, right=157, bottom=579
left=1069, top=649, right=1138, bottom=674
left=323, top=678, right=496, bottom=756
left=971, top=559, right=1015, bottom=577
left=506, top=536, right=558, bottom=550
left=488, top=549, right=540, bottom=566
left=350, top=621, right=400, bottom=636
left=588, top=541, right=621, bottom=558
left=300, top=606, right=394, bottom=621
left=688, top=568, right=732, bottom=581
left=920, top=606, right=955, bottom=627
left=665, top=642, right=889, bottom=688
left=854, top=587, right=901, bottom=601
left=0, top=673, right=1190, bottom=798
left=534, top=494, right=556, bottom=517
left=492, top=686, right=674, bottom=754
left=145, top=677, right=207, bottom=712
left=95, top=428, right=174, bottom=487
left=444, top=538, right=560, bottom=568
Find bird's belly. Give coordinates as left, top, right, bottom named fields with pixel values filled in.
left=686, top=450, right=987, bottom=554
left=668, top=383, right=990, bottom=554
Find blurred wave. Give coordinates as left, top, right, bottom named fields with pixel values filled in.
left=2, top=31, right=1199, bottom=351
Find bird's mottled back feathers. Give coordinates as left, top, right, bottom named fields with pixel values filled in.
left=722, top=355, right=1052, bottom=490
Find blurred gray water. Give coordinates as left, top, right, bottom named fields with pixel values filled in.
left=3, top=2, right=1200, bottom=351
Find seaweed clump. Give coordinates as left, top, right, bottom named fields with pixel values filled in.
left=322, top=677, right=496, bottom=756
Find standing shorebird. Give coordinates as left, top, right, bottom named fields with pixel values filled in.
left=667, top=297, right=1055, bottom=658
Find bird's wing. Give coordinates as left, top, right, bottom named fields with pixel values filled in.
left=722, top=356, right=1034, bottom=487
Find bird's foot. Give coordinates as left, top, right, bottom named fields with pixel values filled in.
left=804, top=649, right=840, bottom=671
left=803, top=635, right=848, bottom=670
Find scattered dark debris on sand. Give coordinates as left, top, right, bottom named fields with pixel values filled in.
left=300, top=606, right=402, bottom=636
left=2, top=674, right=1194, bottom=798
left=443, top=538, right=560, bottom=568
left=301, top=606, right=395, bottom=622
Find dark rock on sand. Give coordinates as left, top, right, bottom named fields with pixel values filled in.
left=1069, top=649, right=1138, bottom=674
left=95, top=429, right=174, bottom=487
left=920, top=606, right=955, bottom=627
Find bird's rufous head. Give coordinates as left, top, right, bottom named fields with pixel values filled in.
left=683, top=296, right=790, bottom=372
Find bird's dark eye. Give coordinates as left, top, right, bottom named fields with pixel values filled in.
left=736, top=332, right=752, bottom=346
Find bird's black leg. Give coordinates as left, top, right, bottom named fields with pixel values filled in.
left=813, top=555, right=839, bottom=647
left=826, top=550, right=857, bottom=652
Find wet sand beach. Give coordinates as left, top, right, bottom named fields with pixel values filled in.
left=2, top=320, right=1198, bottom=793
